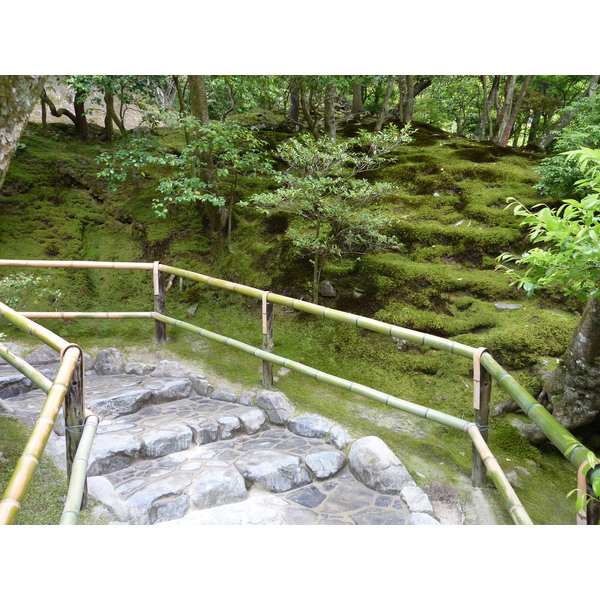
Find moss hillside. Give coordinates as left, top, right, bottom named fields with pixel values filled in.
left=0, top=120, right=582, bottom=525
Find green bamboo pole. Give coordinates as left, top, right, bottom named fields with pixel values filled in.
left=60, top=413, right=99, bottom=525
left=0, top=342, right=52, bottom=393
left=467, top=424, right=533, bottom=525
left=0, top=346, right=80, bottom=525
left=480, top=353, right=600, bottom=498
left=20, top=312, right=155, bottom=319
left=152, top=312, right=471, bottom=433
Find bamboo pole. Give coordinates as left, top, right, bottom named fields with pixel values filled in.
left=0, top=259, right=154, bottom=270
left=467, top=423, right=533, bottom=525
left=20, top=312, right=154, bottom=319
left=0, top=346, right=80, bottom=525
left=152, top=312, right=471, bottom=433
left=0, top=342, right=52, bottom=393
left=59, top=412, right=99, bottom=525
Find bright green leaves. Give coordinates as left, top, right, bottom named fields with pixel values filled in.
left=498, top=148, right=600, bottom=302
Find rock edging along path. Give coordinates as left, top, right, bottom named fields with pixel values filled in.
left=1, top=346, right=443, bottom=525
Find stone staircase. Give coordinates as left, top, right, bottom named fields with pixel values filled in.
left=1, top=345, right=446, bottom=525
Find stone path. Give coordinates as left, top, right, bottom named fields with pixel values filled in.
left=0, top=345, right=443, bottom=525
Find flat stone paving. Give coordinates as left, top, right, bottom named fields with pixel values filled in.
left=1, top=356, right=441, bottom=526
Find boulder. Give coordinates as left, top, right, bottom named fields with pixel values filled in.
left=190, top=468, right=247, bottom=509
left=140, top=423, right=193, bottom=458
left=189, top=375, right=214, bottom=397
left=151, top=359, right=190, bottom=378
left=93, top=348, right=125, bottom=375
left=329, top=425, right=352, bottom=450
left=125, top=362, right=155, bottom=376
left=287, top=413, right=332, bottom=438
left=305, top=449, right=346, bottom=479
left=319, top=280, right=336, bottom=298
left=235, top=407, right=267, bottom=435
left=400, top=484, right=435, bottom=515
left=210, top=389, right=239, bottom=404
left=87, top=476, right=129, bottom=521
left=348, top=436, right=414, bottom=494
left=25, top=345, right=60, bottom=366
left=234, top=450, right=312, bottom=493
left=256, top=390, right=294, bottom=425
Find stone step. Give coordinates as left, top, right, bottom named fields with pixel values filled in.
left=2, top=347, right=443, bottom=525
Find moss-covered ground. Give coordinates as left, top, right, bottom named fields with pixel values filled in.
left=0, top=121, right=583, bottom=525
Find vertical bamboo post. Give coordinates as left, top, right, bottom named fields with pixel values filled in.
left=153, top=261, right=167, bottom=345
left=262, top=292, right=274, bottom=388
left=62, top=345, right=87, bottom=508
left=472, top=348, right=492, bottom=487
left=586, top=480, right=600, bottom=525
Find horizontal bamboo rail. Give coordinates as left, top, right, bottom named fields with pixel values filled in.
left=20, top=312, right=154, bottom=319
left=0, top=342, right=52, bottom=393
left=59, top=412, right=99, bottom=525
left=154, top=312, right=530, bottom=524
left=2, top=259, right=598, bottom=520
left=0, top=301, right=84, bottom=525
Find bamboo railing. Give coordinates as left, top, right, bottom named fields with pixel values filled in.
left=0, top=300, right=97, bottom=525
left=1, top=258, right=598, bottom=524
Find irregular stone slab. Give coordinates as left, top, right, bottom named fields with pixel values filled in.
left=0, top=370, right=31, bottom=399
left=239, top=391, right=255, bottom=407
left=151, top=360, right=190, bottom=378
left=93, top=348, right=125, bottom=375
left=124, top=473, right=191, bottom=525
left=186, top=417, right=218, bottom=445
left=410, top=513, right=441, bottom=525
left=256, top=390, right=294, bottom=425
left=141, top=378, right=191, bottom=403
left=329, top=425, right=352, bottom=450
left=305, top=449, right=346, bottom=479
left=494, top=303, right=524, bottom=312
left=216, top=415, right=241, bottom=440
left=286, top=485, right=326, bottom=509
left=125, top=362, right=155, bottom=375
left=86, top=389, right=153, bottom=419
left=190, top=468, right=247, bottom=509
left=352, top=508, right=406, bottom=525
left=24, top=345, right=60, bottom=365
left=140, top=423, right=193, bottom=458
left=210, top=389, right=239, bottom=403
left=87, top=476, right=129, bottom=521
left=348, top=436, right=414, bottom=494
left=287, top=413, right=332, bottom=438
left=88, top=432, right=142, bottom=475
left=401, top=484, right=434, bottom=515
left=189, top=375, right=214, bottom=397
left=234, top=450, right=312, bottom=493
left=235, top=407, right=266, bottom=435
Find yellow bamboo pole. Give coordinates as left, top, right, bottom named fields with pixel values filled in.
left=0, top=346, right=80, bottom=525
left=466, top=423, right=533, bottom=525
left=20, top=312, right=155, bottom=319
left=0, top=259, right=154, bottom=270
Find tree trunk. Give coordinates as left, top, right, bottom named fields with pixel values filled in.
left=405, top=75, right=415, bottom=122
left=324, top=82, right=336, bottom=140
left=173, top=75, right=191, bottom=145
left=300, top=80, right=319, bottom=138
left=396, top=76, right=405, bottom=122
left=73, top=90, right=93, bottom=140
left=498, top=75, right=532, bottom=147
left=352, top=81, right=363, bottom=114
left=0, top=76, right=45, bottom=188
left=523, top=296, right=600, bottom=444
left=492, top=76, right=517, bottom=144
left=188, top=75, right=210, bottom=124
left=532, top=75, right=600, bottom=151
left=288, top=76, right=301, bottom=123
left=40, top=92, right=47, bottom=134
left=373, top=75, right=396, bottom=134
left=188, top=75, right=227, bottom=231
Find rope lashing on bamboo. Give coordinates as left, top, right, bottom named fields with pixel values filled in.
left=472, top=347, right=490, bottom=411
left=576, top=457, right=600, bottom=525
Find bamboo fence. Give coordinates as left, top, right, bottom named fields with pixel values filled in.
left=0, top=300, right=95, bottom=525
left=1, top=258, right=598, bottom=524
